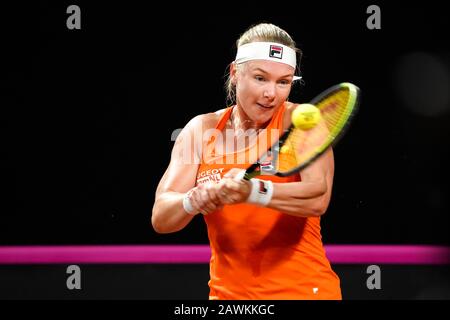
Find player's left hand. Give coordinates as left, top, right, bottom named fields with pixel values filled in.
left=215, top=168, right=251, bottom=205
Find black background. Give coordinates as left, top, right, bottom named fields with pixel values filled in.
left=2, top=1, right=449, bottom=245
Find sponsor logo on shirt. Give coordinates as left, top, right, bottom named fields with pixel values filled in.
left=196, top=168, right=225, bottom=185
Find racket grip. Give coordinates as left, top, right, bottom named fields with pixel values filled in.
left=234, top=169, right=247, bottom=181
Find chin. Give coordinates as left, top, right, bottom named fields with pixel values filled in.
left=252, top=113, right=273, bottom=127
left=239, top=103, right=279, bottom=127
left=256, top=107, right=277, bottom=120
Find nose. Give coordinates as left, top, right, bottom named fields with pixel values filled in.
left=263, top=83, right=276, bottom=100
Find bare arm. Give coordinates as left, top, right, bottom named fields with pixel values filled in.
left=151, top=116, right=200, bottom=234
left=151, top=114, right=223, bottom=233
left=268, top=148, right=334, bottom=217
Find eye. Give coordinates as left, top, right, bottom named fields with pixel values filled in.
left=278, top=79, right=291, bottom=86
left=255, top=75, right=265, bottom=82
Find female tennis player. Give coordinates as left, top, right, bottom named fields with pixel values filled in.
left=152, top=23, right=341, bottom=299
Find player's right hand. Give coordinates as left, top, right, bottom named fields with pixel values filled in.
left=188, top=183, right=223, bottom=215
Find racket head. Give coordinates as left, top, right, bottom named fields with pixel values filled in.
left=244, top=82, right=360, bottom=179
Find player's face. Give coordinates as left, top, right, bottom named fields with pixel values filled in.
left=233, top=60, right=294, bottom=126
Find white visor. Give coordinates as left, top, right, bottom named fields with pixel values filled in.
left=235, top=42, right=302, bottom=81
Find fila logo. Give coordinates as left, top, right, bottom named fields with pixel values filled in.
left=269, top=45, right=283, bottom=59
left=257, top=180, right=268, bottom=194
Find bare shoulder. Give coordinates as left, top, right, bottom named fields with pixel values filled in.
left=205, top=108, right=228, bottom=129
left=185, top=108, right=227, bottom=132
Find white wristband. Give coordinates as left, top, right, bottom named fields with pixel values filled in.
left=246, top=179, right=274, bottom=206
left=183, top=191, right=197, bottom=215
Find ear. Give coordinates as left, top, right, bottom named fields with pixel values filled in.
left=230, top=63, right=237, bottom=85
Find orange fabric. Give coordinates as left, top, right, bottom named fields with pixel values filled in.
left=197, top=104, right=341, bottom=300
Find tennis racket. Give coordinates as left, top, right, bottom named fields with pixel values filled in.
left=239, top=82, right=360, bottom=180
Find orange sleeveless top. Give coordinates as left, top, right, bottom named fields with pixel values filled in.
left=197, top=104, right=341, bottom=300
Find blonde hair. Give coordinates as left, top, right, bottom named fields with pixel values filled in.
left=225, top=23, right=302, bottom=104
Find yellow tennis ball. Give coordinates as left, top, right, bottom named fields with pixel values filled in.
left=291, top=104, right=322, bottom=130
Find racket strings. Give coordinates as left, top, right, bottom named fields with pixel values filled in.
left=319, top=90, right=352, bottom=135
left=276, top=87, right=354, bottom=173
